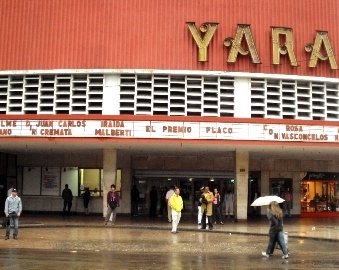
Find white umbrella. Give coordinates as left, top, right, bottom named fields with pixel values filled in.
left=250, top=195, right=285, bottom=206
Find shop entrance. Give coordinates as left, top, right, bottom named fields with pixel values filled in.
left=132, top=170, right=234, bottom=216
left=301, top=172, right=339, bottom=215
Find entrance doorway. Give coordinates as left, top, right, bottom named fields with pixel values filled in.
left=132, top=171, right=234, bottom=217
left=247, top=172, right=261, bottom=217
left=301, top=172, right=339, bottom=215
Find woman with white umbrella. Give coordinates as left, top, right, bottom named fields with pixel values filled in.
left=261, top=201, right=289, bottom=259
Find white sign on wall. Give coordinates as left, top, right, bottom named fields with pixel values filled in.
left=41, top=167, right=61, bottom=196
left=0, top=119, right=339, bottom=143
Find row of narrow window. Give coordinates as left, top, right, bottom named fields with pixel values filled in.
left=0, top=73, right=338, bottom=120
left=0, top=74, right=104, bottom=114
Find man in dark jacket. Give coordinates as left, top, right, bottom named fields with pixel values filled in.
left=131, top=184, right=140, bottom=216
left=62, top=184, right=73, bottom=216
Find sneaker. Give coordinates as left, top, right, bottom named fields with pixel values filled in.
left=13, top=235, right=17, bottom=240
left=261, top=251, right=270, bottom=258
left=220, top=222, right=224, bottom=225
left=282, top=254, right=289, bottom=259
left=5, top=235, right=9, bottom=240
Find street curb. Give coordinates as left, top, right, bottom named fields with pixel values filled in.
left=18, top=223, right=339, bottom=243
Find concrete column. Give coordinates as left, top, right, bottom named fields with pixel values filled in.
left=234, top=150, right=249, bottom=220
left=102, top=149, right=117, bottom=217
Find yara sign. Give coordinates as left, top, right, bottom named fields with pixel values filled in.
left=187, top=22, right=338, bottom=69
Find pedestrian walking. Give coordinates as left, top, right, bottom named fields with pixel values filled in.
left=261, top=201, right=289, bottom=259
left=197, top=186, right=204, bottom=225
left=212, top=188, right=224, bottom=225
left=62, top=184, right=73, bottom=216
left=4, top=188, right=22, bottom=240
left=200, top=186, right=214, bottom=230
left=82, top=187, right=91, bottom=215
left=131, top=184, right=140, bottom=216
left=149, top=186, right=158, bottom=218
left=158, top=187, right=167, bottom=217
left=165, top=186, right=175, bottom=222
left=168, top=187, right=183, bottom=233
left=281, top=188, right=292, bottom=217
left=224, top=189, right=234, bottom=219
left=104, top=184, right=120, bottom=226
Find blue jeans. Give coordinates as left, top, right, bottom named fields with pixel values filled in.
left=105, top=206, right=118, bottom=224
left=267, top=231, right=288, bottom=255
left=6, top=213, right=19, bottom=237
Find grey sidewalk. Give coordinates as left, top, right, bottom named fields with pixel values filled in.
left=16, top=214, right=339, bottom=242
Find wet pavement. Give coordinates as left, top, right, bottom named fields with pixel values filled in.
left=0, top=214, right=338, bottom=269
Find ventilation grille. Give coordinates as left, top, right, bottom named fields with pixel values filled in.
left=0, top=74, right=104, bottom=114
left=251, top=78, right=339, bottom=120
left=119, top=74, right=235, bottom=116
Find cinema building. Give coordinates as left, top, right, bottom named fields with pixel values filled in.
left=0, top=0, right=338, bottom=219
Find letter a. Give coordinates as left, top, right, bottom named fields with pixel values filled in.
left=224, top=24, right=260, bottom=64
left=306, top=31, right=338, bottom=69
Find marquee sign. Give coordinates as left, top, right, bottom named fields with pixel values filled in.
left=1, top=119, right=339, bottom=143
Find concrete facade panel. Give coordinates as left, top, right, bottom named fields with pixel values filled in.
left=249, top=158, right=261, bottom=171
left=287, top=159, right=301, bottom=172
left=196, top=157, right=215, bottom=171
left=132, top=156, right=150, bottom=169
left=164, top=157, right=182, bottom=170
left=180, top=156, right=198, bottom=170
left=0, top=0, right=338, bottom=78
left=146, top=156, right=165, bottom=170
left=261, top=159, right=275, bottom=171
left=214, top=157, right=234, bottom=171
left=312, top=160, right=329, bottom=172
left=327, top=160, right=339, bottom=172
left=274, top=159, right=289, bottom=171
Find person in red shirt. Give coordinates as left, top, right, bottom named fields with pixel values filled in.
left=104, top=184, right=120, bottom=225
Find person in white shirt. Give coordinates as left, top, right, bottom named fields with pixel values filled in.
left=4, top=188, right=22, bottom=240
left=224, top=189, right=234, bottom=219
left=168, top=187, right=183, bottom=233
left=165, top=186, right=175, bottom=222
left=7, top=185, right=14, bottom=197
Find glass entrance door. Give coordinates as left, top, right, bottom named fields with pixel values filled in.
left=132, top=176, right=234, bottom=216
